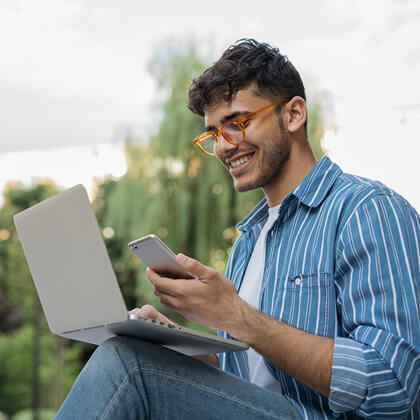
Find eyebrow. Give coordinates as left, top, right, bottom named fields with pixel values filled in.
left=205, top=110, right=250, bottom=132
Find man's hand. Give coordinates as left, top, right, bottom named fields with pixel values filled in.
left=147, top=254, right=333, bottom=397
left=129, top=304, right=175, bottom=325
left=147, top=254, right=244, bottom=332
left=128, top=304, right=219, bottom=367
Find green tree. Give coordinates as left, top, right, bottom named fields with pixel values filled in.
left=0, top=181, right=82, bottom=418
left=94, top=142, right=159, bottom=311
left=146, top=44, right=264, bottom=267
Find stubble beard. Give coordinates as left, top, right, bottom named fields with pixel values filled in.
left=235, top=120, right=290, bottom=192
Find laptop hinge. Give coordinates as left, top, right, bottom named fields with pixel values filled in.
left=62, top=324, right=107, bottom=334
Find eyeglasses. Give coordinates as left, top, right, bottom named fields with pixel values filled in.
left=192, top=98, right=290, bottom=156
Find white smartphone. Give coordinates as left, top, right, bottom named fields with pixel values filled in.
left=128, top=234, right=195, bottom=279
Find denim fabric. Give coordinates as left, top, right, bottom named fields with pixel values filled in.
left=55, top=336, right=301, bottom=420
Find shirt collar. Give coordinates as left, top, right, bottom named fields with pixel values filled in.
left=237, top=197, right=269, bottom=232
left=237, top=156, right=342, bottom=232
left=292, top=156, right=342, bottom=208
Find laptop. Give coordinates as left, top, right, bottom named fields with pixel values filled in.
left=13, top=184, right=248, bottom=356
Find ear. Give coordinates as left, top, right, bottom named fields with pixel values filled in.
left=284, top=96, right=307, bottom=134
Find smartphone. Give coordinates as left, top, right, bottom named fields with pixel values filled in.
left=128, top=234, right=195, bottom=279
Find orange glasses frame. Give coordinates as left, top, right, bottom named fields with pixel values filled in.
left=192, top=98, right=290, bottom=156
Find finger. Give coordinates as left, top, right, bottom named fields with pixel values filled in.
left=148, top=268, right=184, bottom=289
left=128, top=306, right=155, bottom=318
left=157, top=293, right=182, bottom=313
left=129, top=305, right=176, bottom=325
left=147, top=267, right=161, bottom=282
left=149, top=272, right=191, bottom=298
left=139, top=304, right=160, bottom=319
left=152, top=279, right=182, bottom=299
left=147, top=268, right=176, bottom=296
left=175, top=254, right=212, bottom=278
left=128, top=307, right=142, bottom=316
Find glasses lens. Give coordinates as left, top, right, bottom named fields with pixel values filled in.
left=199, top=134, right=217, bottom=154
left=222, top=122, right=243, bottom=144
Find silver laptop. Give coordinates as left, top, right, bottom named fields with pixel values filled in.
left=13, top=184, right=248, bottom=356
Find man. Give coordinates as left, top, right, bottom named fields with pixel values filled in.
left=56, top=39, right=419, bottom=419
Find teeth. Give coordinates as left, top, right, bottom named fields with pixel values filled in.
left=231, top=154, right=251, bottom=168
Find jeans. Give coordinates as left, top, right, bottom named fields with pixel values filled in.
left=55, top=336, right=302, bottom=420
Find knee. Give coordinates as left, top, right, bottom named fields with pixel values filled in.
left=84, top=336, right=134, bottom=375
left=91, top=336, right=187, bottom=377
left=100, top=335, right=133, bottom=355
left=95, top=336, right=136, bottom=365
left=93, top=336, right=164, bottom=372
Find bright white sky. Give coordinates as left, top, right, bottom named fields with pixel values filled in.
left=0, top=0, right=419, bottom=210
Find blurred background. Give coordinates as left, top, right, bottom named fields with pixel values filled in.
left=0, top=0, right=419, bottom=418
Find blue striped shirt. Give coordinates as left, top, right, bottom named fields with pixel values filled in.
left=218, top=156, right=420, bottom=419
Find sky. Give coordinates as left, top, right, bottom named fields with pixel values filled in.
left=0, top=0, right=419, bottom=209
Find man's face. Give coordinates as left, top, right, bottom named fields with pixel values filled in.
left=204, top=87, right=290, bottom=193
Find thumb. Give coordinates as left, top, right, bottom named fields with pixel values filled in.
left=176, top=253, right=210, bottom=278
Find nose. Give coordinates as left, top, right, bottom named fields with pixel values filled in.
left=215, top=133, right=238, bottom=157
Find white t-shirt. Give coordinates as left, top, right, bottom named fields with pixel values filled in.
left=238, top=204, right=282, bottom=393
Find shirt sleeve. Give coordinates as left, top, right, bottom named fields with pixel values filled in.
left=329, top=193, right=420, bottom=418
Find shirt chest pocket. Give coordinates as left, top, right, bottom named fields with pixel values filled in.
left=273, top=272, right=334, bottom=337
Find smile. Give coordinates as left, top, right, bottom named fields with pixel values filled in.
left=230, top=153, right=254, bottom=169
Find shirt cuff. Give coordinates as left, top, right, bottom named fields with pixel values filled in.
left=328, top=336, right=368, bottom=414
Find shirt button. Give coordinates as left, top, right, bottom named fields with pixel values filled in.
left=294, top=277, right=302, bottom=286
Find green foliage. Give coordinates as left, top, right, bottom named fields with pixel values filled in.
left=0, top=182, right=82, bottom=417
left=146, top=45, right=264, bottom=263
left=11, top=408, right=56, bottom=420
left=0, top=182, right=60, bottom=315
left=0, top=325, right=80, bottom=417
left=0, top=326, right=32, bottom=414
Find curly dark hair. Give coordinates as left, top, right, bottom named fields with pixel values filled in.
left=188, top=39, right=306, bottom=116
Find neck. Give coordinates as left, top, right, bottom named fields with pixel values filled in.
left=263, top=140, right=316, bottom=207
